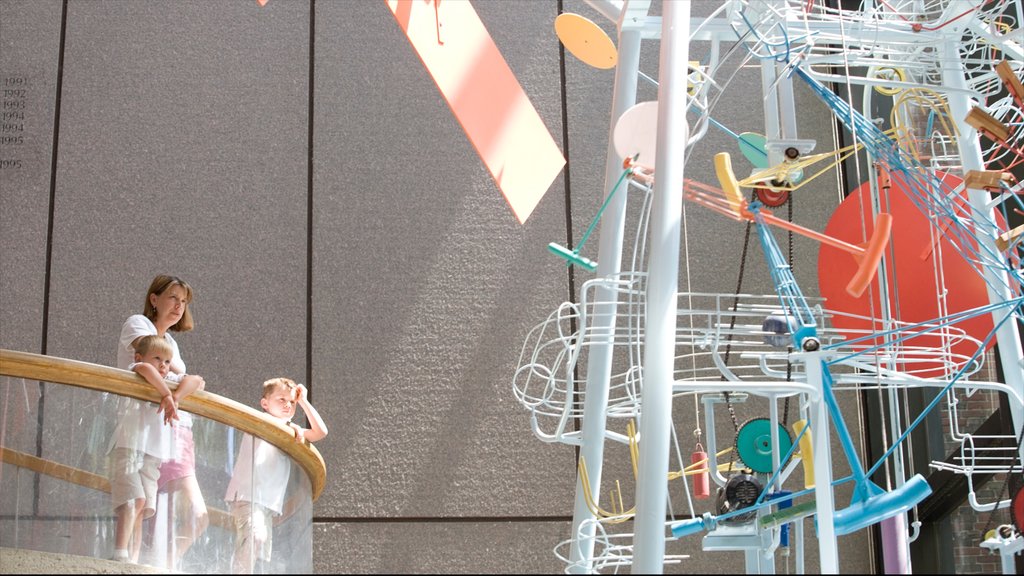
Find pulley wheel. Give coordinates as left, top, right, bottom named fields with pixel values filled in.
left=736, top=418, right=793, bottom=474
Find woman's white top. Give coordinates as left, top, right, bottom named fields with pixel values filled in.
left=116, top=314, right=185, bottom=374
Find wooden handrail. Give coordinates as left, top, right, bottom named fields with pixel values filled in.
left=0, top=446, right=234, bottom=531
left=0, top=348, right=326, bottom=501
left=0, top=446, right=111, bottom=493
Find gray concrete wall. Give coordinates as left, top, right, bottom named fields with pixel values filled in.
left=1, top=0, right=873, bottom=573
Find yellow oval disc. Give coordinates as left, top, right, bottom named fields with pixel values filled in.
left=555, top=13, right=617, bottom=70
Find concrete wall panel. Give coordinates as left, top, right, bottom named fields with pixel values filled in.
left=313, top=520, right=571, bottom=574
left=44, top=0, right=310, bottom=397
left=309, top=0, right=575, bottom=519
left=0, top=0, right=63, bottom=354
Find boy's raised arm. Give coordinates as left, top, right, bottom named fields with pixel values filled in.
left=294, top=384, right=328, bottom=443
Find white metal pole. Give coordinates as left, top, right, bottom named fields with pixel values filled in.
left=761, top=61, right=783, bottom=166
left=567, top=22, right=643, bottom=573
left=631, top=2, right=689, bottom=573
left=776, top=64, right=798, bottom=141
left=795, top=517, right=805, bottom=574
left=804, top=356, right=839, bottom=573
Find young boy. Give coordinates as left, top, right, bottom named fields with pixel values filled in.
left=225, top=377, right=328, bottom=574
left=108, top=335, right=183, bottom=563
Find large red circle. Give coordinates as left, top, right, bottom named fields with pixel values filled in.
left=818, top=172, right=998, bottom=378
left=1013, top=481, right=1024, bottom=534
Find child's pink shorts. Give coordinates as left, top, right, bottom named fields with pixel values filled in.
left=158, top=424, right=196, bottom=492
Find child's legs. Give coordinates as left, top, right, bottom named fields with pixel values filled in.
left=129, top=506, right=146, bottom=562
left=113, top=499, right=143, bottom=551
left=110, top=447, right=151, bottom=553
left=160, top=425, right=208, bottom=562
left=167, top=475, right=209, bottom=560
left=231, top=502, right=256, bottom=574
left=230, top=502, right=271, bottom=574
left=131, top=455, right=160, bottom=562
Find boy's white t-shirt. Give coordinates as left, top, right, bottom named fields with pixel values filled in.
left=110, top=314, right=189, bottom=459
left=225, top=428, right=292, bottom=515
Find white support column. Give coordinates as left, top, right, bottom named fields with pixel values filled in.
left=567, top=22, right=643, bottom=574
left=776, top=64, right=798, bottom=141
left=804, top=357, right=839, bottom=574
left=795, top=517, right=805, bottom=573
left=940, top=38, right=1024, bottom=467
left=631, top=2, right=689, bottom=573
left=761, top=61, right=783, bottom=165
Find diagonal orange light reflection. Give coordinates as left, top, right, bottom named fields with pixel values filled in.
left=386, top=0, right=566, bottom=223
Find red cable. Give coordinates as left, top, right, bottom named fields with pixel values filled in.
left=917, top=5, right=982, bottom=31
left=874, top=0, right=981, bottom=31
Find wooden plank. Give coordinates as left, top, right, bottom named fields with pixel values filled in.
left=996, top=60, right=1024, bottom=106
left=1, top=446, right=234, bottom=531
left=965, top=107, right=1010, bottom=142
left=964, top=169, right=1014, bottom=191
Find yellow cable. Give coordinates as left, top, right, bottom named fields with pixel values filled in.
left=873, top=66, right=906, bottom=96
left=890, top=87, right=960, bottom=164
left=668, top=447, right=734, bottom=480
left=580, top=420, right=735, bottom=522
left=628, top=419, right=639, bottom=480
left=736, top=136, right=883, bottom=192
left=577, top=455, right=635, bottom=523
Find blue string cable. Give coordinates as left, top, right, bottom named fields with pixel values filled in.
left=795, top=66, right=1023, bottom=307
left=824, top=297, right=1022, bottom=365
left=865, top=299, right=1021, bottom=479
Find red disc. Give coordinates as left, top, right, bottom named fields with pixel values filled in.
left=818, top=171, right=999, bottom=378
left=755, top=186, right=789, bottom=207
left=1013, top=484, right=1024, bottom=534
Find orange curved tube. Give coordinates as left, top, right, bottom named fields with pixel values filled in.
left=846, top=212, right=893, bottom=298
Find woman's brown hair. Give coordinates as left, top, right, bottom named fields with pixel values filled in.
left=143, top=275, right=195, bottom=332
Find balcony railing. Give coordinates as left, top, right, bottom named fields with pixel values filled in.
left=0, top=348, right=326, bottom=573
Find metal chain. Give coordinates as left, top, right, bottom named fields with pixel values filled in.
left=783, top=196, right=794, bottom=430
left=725, top=191, right=796, bottom=468
left=722, top=190, right=760, bottom=474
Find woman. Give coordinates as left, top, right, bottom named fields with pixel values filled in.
left=112, top=274, right=209, bottom=566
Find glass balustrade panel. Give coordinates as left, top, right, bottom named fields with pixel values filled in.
left=0, top=374, right=313, bottom=574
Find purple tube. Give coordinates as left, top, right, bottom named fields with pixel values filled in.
left=881, top=514, right=909, bottom=574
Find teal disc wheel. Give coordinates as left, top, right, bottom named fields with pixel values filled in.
left=735, top=418, right=793, bottom=474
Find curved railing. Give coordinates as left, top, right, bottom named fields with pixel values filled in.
left=0, top=348, right=325, bottom=573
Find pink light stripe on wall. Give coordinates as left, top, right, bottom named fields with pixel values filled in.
left=386, top=0, right=566, bottom=224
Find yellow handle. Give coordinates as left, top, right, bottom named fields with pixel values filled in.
left=793, top=419, right=815, bottom=489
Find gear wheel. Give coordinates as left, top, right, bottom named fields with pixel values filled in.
left=755, top=186, right=789, bottom=207
left=735, top=417, right=793, bottom=474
